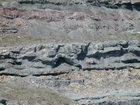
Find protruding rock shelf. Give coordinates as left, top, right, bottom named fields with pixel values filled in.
left=0, top=0, right=140, bottom=104
left=0, top=40, right=140, bottom=76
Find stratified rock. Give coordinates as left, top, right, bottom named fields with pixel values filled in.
left=0, top=40, right=140, bottom=75
left=0, top=27, right=18, bottom=33
left=0, top=1, right=140, bottom=105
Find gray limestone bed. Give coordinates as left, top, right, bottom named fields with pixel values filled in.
left=0, top=40, right=140, bottom=74
left=0, top=0, right=140, bottom=104
left=0, top=40, right=140, bottom=105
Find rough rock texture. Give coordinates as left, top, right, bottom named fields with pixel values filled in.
left=0, top=0, right=140, bottom=43
left=0, top=41, right=140, bottom=104
left=0, top=0, right=140, bottom=105
left=0, top=64, right=140, bottom=105
left=0, top=40, right=140, bottom=75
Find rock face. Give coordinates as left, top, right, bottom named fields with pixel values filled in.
left=0, top=41, right=140, bottom=104
left=0, top=0, right=140, bottom=105
left=0, top=0, right=140, bottom=43
left=0, top=40, right=140, bottom=76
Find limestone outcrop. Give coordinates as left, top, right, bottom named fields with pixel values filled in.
left=0, top=0, right=140, bottom=105
left=0, top=40, right=140, bottom=76
left=0, top=40, right=140, bottom=77
left=0, top=33, right=139, bottom=104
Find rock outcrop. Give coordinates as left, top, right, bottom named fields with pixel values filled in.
left=0, top=0, right=140, bottom=43
left=0, top=0, right=140, bottom=105
left=0, top=40, right=140, bottom=76
left=0, top=41, right=140, bottom=104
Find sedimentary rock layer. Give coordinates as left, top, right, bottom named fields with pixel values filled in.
left=0, top=1, right=140, bottom=105
left=0, top=0, right=140, bottom=43
left=0, top=40, right=140, bottom=76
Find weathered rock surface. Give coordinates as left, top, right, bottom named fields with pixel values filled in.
left=0, top=65, right=140, bottom=105
left=0, top=0, right=140, bottom=43
left=0, top=0, right=140, bottom=105
left=0, top=40, right=140, bottom=76
left=0, top=41, right=140, bottom=104
left=2, top=0, right=140, bottom=8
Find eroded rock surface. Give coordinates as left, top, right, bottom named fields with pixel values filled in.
left=0, top=0, right=140, bottom=43
left=0, top=41, right=140, bottom=104
left=0, top=40, right=140, bottom=76
left=0, top=0, right=140, bottom=105
left=0, top=66, right=140, bottom=105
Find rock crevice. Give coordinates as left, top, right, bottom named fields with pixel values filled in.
left=0, top=40, right=140, bottom=76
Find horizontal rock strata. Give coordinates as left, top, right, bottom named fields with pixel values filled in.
left=0, top=40, right=140, bottom=76
left=0, top=1, right=140, bottom=105
left=0, top=0, right=140, bottom=44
